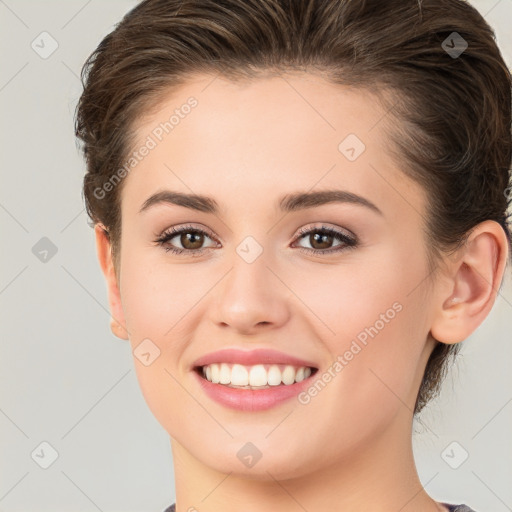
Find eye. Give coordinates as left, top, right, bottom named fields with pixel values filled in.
left=155, top=224, right=218, bottom=256
left=292, top=224, right=358, bottom=255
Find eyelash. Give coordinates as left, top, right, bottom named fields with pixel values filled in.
left=155, top=223, right=358, bottom=257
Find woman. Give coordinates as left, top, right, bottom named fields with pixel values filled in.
left=75, top=0, right=511, bottom=510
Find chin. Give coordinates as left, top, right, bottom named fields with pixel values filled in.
left=202, top=444, right=315, bottom=481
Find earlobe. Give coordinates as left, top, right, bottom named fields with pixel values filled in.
left=94, top=224, right=129, bottom=340
left=430, top=220, right=508, bottom=345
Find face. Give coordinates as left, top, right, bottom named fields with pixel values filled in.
left=103, top=72, right=439, bottom=479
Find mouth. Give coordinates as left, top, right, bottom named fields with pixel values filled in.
left=193, top=363, right=319, bottom=390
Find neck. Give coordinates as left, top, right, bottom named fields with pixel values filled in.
left=170, top=406, right=444, bottom=512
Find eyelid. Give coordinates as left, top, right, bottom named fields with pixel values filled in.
left=156, top=223, right=219, bottom=245
left=294, top=222, right=355, bottom=240
left=156, top=223, right=216, bottom=238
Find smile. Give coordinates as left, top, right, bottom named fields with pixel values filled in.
left=196, top=363, right=316, bottom=389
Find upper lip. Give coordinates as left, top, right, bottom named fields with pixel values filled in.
left=192, top=348, right=319, bottom=369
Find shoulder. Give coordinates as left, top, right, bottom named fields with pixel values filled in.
left=164, top=504, right=477, bottom=512
left=444, top=504, right=478, bottom=512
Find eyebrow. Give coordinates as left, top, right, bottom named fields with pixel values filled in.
left=138, top=189, right=383, bottom=216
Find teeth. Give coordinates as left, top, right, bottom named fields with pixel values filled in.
left=201, top=363, right=313, bottom=388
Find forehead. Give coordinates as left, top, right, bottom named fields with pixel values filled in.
left=132, top=72, right=388, bottom=152
left=121, top=72, right=425, bottom=223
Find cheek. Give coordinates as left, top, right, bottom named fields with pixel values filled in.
left=116, top=253, right=184, bottom=410
left=288, top=245, right=431, bottom=413
left=284, top=298, right=429, bottom=469
left=287, top=241, right=427, bottom=346
left=119, top=248, right=203, bottom=340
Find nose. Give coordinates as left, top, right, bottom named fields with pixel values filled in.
left=209, top=251, right=291, bottom=335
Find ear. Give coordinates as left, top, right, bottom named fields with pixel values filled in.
left=94, top=224, right=129, bottom=340
left=430, top=220, right=509, bottom=344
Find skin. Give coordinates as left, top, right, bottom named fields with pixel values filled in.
left=94, top=72, right=508, bottom=512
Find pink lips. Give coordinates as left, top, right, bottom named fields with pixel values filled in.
left=193, top=371, right=316, bottom=411
left=192, top=348, right=318, bottom=369
left=191, top=348, right=319, bottom=412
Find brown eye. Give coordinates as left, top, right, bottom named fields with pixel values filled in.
left=179, top=231, right=205, bottom=250
left=156, top=225, right=218, bottom=255
left=308, top=231, right=335, bottom=250
left=293, top=225, right=358, bottom=255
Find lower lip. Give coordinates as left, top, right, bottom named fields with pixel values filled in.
left=192, top=369, right=317, bottom=411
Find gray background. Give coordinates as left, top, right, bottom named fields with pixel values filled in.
left=1, top=1, right=511, bottom=511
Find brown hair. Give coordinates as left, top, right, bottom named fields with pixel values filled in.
left=75, top=0, right=512, bottom=415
